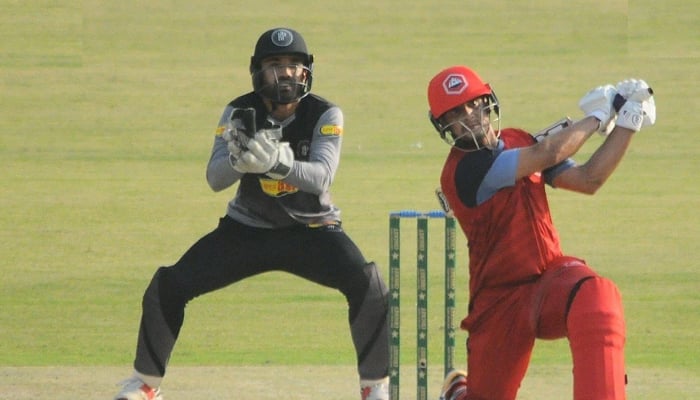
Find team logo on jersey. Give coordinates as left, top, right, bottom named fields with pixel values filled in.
left=271, top=29, right=294, bottom=47
left=259, top=177, right=298, bottom=197
left=443, top=74, right=468, bottom=95
left=297, top=140, right=311, bottom=158
left=320, top=125, right=343, bottom=136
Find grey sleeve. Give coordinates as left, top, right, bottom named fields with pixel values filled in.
left=206, top=105, right=244, bottom=192
left=282, top=106, right=343, bottom=195
left=476, top=149, right=519, bottom=205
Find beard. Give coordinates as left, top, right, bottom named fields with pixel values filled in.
left=258, top=78, right=307, bottom=104
left=260, top=82, right=297, bottom=103
left=453, top=113, right=491, bottom=150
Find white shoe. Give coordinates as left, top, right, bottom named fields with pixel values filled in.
left=114, top=376, right=163, bottom=400
left=439, top=370, right=467, bottom=400
left=361, top=377, right=389, bottom=400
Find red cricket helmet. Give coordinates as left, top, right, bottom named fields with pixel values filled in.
left=427, top=66, right=501, bottom=150
left=428, top=65, right=493, bottom=120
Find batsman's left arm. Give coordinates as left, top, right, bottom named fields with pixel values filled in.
left=553, top=79, right=656, bottom=194
left=551, top=125, right=635, bottom=194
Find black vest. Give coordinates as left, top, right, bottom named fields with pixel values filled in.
left=227, top=92, right=338, bottom=223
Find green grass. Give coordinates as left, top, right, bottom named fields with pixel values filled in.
left=1, top=0, right=699, bottom=398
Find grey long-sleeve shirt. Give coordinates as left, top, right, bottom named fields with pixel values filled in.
left=206, top=93, right=344, bottom=228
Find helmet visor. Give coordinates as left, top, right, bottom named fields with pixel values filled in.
left=437, top=95, right=500, bottom=151
left=253, top=64, right=311, bottom=104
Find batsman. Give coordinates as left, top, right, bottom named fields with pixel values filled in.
left=113, top=27, right=390, bottom=400
left=426, top=66, right=656, bottom=400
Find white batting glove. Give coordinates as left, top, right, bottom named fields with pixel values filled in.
left=614, top=79, right=656, bottom=132
left=616, top=100, right=656, bottom=132
left=616, top=79, right=653, bottom=102
left=578, top=84, right=618, bottom=135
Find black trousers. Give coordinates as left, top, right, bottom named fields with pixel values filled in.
left=171, top=216, right=370, bottom=299
left=134, top=215, right=389, bottom=379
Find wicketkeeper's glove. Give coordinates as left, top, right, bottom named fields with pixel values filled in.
left=232, top=130, right=294, bottom=179
left=222, top=119, right=248, bottom=160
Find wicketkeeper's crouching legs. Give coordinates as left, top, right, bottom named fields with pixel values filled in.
left=132, top=266, right=188, bottom=388
left=346, top=262, right=391, bottom=399
left=567, top=276, right=627, bottom=400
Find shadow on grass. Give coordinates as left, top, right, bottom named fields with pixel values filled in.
left=1, top=365, right=697, bottom=399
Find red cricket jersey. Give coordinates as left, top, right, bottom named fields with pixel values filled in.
left=440, top=128, right=564, bottom=306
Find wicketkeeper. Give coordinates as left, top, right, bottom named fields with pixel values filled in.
left=113, top=27, right=390, bottom=400
left=426, top=65, right=655, bottom=400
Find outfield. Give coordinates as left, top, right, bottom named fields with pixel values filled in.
left=1, top=0, right=698, bottom=399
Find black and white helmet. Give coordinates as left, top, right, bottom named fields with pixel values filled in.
left=249, top=28, right=314, bottom=104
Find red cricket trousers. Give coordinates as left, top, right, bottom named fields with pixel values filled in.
left=457, top=257, right=626, bottom=400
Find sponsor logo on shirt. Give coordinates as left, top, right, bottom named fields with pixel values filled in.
left=320, top=125, right=343, bottom=136
left=259, top=178, right=299, bottom=197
